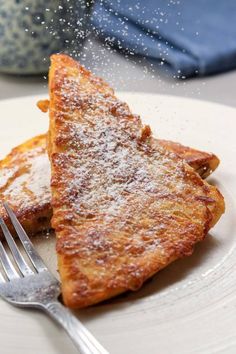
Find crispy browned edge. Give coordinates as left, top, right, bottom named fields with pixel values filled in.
left=48, top=54, right=225, bottom=308
left=158, top=139, right=220, bottom=178
left=0, top=134, right=52, bottom=237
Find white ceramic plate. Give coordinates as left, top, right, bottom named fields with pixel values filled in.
left=0, top=93, right=236, bottom=354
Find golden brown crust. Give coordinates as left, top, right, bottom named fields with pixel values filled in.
left=0, top=135, right=52, bottom=237
left=48, top=54, right=224, bottom=308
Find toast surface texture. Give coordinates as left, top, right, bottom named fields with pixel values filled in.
left=0, top=134, right=220, bottom=238
left=0, top=135, right=52, bottom=236
left=48, top=54, right=224, bottom=308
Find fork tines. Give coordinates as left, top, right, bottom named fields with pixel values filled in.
left=0, top=203, right=47, bottom=281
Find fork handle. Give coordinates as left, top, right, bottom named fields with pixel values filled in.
left=42, top=301, right=109, bottom=354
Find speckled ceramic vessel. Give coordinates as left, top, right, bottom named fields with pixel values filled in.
left=0, top=0, right=92, bottom=74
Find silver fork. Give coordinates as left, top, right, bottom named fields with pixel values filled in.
left=0, top=203, right=109, bottom=354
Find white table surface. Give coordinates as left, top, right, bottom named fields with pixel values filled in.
left=0, top=36, right=236, bottom=107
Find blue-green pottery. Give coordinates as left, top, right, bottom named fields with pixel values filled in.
left=0, top=0, right=92, bottom=74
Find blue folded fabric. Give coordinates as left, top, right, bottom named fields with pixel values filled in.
left=91, top=0, right=236, bottom=77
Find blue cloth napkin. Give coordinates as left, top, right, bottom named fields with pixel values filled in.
left=91, top=0, right=236, bottom=77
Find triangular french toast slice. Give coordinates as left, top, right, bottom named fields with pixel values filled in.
left=48, top=54, right=224, bottom=308
left=0, top=134, right=219, bottom=238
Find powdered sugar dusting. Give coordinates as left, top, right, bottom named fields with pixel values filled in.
left=54, top=74, right=185, bottom=219
left=0, top=146, right=51, bottom=213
